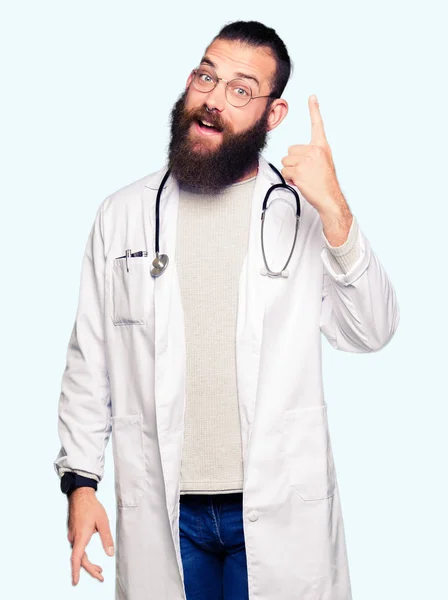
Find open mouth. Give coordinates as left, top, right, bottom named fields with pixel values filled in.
left=194, top=118, right=223, bottom=135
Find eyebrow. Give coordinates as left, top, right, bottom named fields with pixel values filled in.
left=200, top=56, right=260, bottom=88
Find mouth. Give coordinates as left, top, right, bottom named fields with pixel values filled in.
left=193, top=118, right=223, bottom=137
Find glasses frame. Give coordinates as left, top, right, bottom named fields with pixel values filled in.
left=190, top=66, right=279, bottom=108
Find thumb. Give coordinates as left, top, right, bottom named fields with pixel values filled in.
left=97, top=513, right=115, bottom=556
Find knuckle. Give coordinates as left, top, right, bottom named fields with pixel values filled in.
left=97, top=523, right=109, bottom=539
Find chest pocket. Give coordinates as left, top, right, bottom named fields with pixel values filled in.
left=110, top=256, right=153, bottom=325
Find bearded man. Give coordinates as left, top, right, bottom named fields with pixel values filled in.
left=54, top=19, right=399, bottom=600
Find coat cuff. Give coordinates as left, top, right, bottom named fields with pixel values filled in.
left=321, top=215, right=361, bottom=274
left=56, top=467, right=100, bottom=483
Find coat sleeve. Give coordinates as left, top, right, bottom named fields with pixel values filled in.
left=319, top=216, right=400, bottom=353
left=53, top=201, right=112, bottom=483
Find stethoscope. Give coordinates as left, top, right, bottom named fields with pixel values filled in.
left=150, top=162, right=301, bottom=279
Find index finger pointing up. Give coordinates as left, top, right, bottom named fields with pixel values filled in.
left=309, top=95, right=328, bottom=146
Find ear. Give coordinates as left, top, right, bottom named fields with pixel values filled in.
left=186, top=71, right=194, bottom=90
left=267, top=98, right=289, bottom=132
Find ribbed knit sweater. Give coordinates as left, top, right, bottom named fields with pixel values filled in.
left=175, top=175, right=360, bottom=494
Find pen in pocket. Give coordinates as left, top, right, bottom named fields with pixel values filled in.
left=115, top=249, right=149, bottom=272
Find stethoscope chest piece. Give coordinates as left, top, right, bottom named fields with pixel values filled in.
left=150, top=252, right=169, bottom=277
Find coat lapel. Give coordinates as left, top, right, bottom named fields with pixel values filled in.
left=147, top=168, right=178, bottom=354
left=235, top=155, right=295, bottom=460
left=144, top=167, right=184, bottom=519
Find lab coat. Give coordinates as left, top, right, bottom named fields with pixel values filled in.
left=54, top=154, right=399, bottom=600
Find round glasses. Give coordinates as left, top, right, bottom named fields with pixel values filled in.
left=191, top=64, right=278, bottom=108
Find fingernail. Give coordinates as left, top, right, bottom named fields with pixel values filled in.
left=107, top=546, right=114, bottom=556
left=312, top=95, right=318, bottom=104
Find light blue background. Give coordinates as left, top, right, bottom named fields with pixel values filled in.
left=1, top=1, right=447, bottom=598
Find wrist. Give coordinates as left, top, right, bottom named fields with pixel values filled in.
left=318, top=196, right=350, bottom=221
left=69, top=486, right=96, bottom=499
left=319, top=203, right=353, bottom=247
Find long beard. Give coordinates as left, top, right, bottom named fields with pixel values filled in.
left=167, top=90, right=271, bottom=192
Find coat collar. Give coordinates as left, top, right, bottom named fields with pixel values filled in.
left=143, top=154, right=290, bottom=232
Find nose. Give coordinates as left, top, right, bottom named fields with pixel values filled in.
left=203, top=80, right=227, bottom=113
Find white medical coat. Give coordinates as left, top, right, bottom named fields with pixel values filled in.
left=54, top=154, right=400, bottom=599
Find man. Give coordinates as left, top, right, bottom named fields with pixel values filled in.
left=54, top=20, right=399, bottom=600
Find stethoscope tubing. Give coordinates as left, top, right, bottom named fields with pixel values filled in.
left=151, top=162, right=301, bottom=278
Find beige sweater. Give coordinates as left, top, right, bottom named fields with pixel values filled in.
left=175, top=175, right=360, bottom=494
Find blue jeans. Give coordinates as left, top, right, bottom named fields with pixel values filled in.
left=179, top=492, right=249, bottom=600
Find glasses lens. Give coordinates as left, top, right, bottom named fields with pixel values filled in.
left=227, top=79, right=252, bottom=107
left=192, top=66, right=216, bottom=92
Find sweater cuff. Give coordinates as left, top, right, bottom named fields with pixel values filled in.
left=322, top=215, right=361, bottom=274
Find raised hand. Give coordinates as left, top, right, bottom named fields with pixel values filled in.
left=281, top=95, right=352, bottom=245
left=281, top=94, right=347, bottom=211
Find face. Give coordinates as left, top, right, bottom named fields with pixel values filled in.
left=167, top=39, right=288, bottom=191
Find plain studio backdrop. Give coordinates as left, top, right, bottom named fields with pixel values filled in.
left=1, top=1, right=446, bottom=598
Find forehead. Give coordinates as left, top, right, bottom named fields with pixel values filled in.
left=201, top=39, right=276, bottom=89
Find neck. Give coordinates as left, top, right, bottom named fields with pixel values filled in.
left=234, top=164, right=259, bottom=184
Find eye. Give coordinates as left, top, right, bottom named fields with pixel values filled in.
left=235, top=87, right=248, bottom=96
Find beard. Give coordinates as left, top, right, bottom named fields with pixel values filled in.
left=167, top=89, right=271, bottom=192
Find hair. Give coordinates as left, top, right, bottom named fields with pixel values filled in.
left=210, top=20, right=293, bottom=100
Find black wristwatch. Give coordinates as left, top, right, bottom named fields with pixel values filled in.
left=60, top=471, right=98, bottom=497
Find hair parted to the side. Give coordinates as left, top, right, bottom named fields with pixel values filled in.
left=210, top=20, right=293, bottom=100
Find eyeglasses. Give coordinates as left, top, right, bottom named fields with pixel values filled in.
left=191, top=64, right=279, bottom=108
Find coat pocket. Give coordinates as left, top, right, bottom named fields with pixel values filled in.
left=281, top=403, right=336, bottom=501
left=110, top=256, right=152, bottom=325
left=111, top=414, right=147, bottom=507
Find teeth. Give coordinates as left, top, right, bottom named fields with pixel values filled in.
left=201, top=120, right=216, bottom=128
